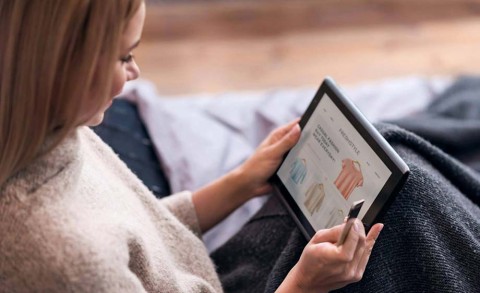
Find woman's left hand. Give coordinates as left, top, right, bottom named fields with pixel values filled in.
left=237, top=118, right=301, bottom=198
left=193, top=118, right=301, bottom=232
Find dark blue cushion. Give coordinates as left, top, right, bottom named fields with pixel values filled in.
left=92, top=99, right=171, bottom=198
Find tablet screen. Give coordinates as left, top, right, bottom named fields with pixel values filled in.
left=276, top=93, right=392, bottom=231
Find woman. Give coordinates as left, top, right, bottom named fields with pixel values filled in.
left=0, top=1, right=383, bottom=292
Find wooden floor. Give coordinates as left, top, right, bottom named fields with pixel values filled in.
left=137, top=0, right=480, bottom=95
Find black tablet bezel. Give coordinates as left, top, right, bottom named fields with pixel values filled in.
left=270, top=77, right=410, bottom=239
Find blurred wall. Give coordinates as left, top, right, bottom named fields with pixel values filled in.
left=137, top=0, right=480, bottom=95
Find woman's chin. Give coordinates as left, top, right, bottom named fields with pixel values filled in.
left=85, top=112, right=105, bottom=127
left=83, top=100, right=113, bottom=127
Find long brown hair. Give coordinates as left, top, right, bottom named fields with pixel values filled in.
left=0, top=0, right=143, bottom=186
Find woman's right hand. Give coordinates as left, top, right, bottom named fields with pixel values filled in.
left=276, top=220, right=384, bottom=293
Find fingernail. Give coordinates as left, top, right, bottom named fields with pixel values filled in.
left=289, top=124, right=301, bottom=137
left=375, top=224, right=384, bottom=240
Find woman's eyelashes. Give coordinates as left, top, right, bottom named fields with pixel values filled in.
left=120, top=53, right=134, bottom=64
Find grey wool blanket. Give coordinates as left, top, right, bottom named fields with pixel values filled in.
left=210, top=77, right=480, bottom=293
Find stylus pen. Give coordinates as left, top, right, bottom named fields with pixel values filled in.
left=337, top=199, right=365, bottom=246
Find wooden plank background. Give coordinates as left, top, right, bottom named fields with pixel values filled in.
left=137, top=0, right=480, bottom=95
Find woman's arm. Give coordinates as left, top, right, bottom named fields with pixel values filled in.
left=192, top=119, right=301, bottom=233
left=192, top=118, right=384, bottom=292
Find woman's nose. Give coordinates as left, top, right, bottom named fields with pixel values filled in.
left=127, top=61, right=141, bottom=81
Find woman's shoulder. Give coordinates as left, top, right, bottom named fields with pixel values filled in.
left=78, top=126, right=148, bottom=188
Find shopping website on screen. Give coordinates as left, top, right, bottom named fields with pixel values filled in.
left=277, top=94, right=392, bottom=231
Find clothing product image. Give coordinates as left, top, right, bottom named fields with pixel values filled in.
left=334, top=159, right=364, bottom=200
left=304, top=183, right=325, bottom=215
left=326, top=208, right=345, bottom=228
left=290, top=158, right=307, bottom=184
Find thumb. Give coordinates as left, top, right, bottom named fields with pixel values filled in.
left=270, top=123, right=301, bottom=157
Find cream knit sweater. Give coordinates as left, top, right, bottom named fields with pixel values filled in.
left=0, top=127, right=223, bottom=292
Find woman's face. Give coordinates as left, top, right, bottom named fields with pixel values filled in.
left=85, top=2, right=146, bottom=126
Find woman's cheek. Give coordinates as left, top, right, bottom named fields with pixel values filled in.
left=111, top=70, right=127, bottom=97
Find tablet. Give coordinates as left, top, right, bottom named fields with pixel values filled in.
left=270, top=77, right=410, bottom=239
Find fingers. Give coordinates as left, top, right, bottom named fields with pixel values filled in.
left=310, top=221, right=364, bottom=264
left=311, top=224, right=344, bottom=244
left=299, top=222, right=383, bottom=292
left=349, top=235, right=367, bottom=281
left=269, top=123, right=301, bottom=157
left=333, top=221, right=370, bottom=284
left=255, top=118, right=301, bottom=161
left=279, top=118, right=301, bottom=134
left=265, top=118, right=301, bottom=144
left=355, top=223, right=383, bottom=274
left=338, top=220, right=365, bottom=261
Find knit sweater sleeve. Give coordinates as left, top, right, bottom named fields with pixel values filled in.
left=160, top=191, right=202, bottom=237
left=43, top=256, right=149, bottom=293
left=2, top=226, right=150, bottom=293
